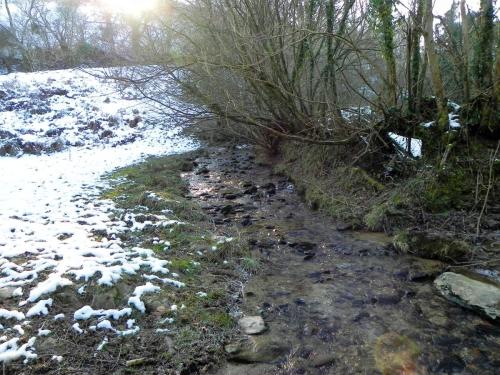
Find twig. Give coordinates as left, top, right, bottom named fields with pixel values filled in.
left=476, top=140, right=500, bottom=239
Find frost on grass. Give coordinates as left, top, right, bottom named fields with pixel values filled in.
left=0, top=68, right=198, bottom=364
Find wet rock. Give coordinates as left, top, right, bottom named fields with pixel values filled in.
left=244, top=186, right=258, bottom=195
left=289, top=241, right=317, bottom=252
left=374, top=333, right=421, bottom=375
left=238, top=316, right=267, bottom=335
left=373, top=289, right=403, bottom=305
left=352, top=311, right=370, bottom=322
left=310, top=353, right=336, bottom=367
left=294, top=298, right=306, bottom=306
left=434, top=272, right=500, bottom=320
left=417, top=301, right=450, bottom=327
left=434, top=355, right=466, bottom=374
left=408, top=259, right=445, bottom=282
left=336, top=222, right=353, bottom=231
left=225, top=336, right=290, bottom=363
left=303, top=252, right=316, bottom=261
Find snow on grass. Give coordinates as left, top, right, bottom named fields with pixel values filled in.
left=73, top=306, right=132, bottom=321
left=37, top=329, right=51, bottom=336
left=26, top=299, right=53, bottom=318
left=53, top=313, right=64, bottom=320
left=96, top=337, right=108, bottom=351
left=143, top=274, right=186, bottom=288
left=72, top=323, right=84, bottom=334
left=128, top=282, right=161, bottom=313
left=27, top=276, right=73, bottom=303
left=0, top=67, right=197, bottom=363
left=0, top=337, right=37, bottom=363
left=0, top=309, right=25, bottom=321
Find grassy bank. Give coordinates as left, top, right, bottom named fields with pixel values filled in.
left=90, top=151, right=252, bottom=373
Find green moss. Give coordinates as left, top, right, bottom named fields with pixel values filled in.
left=207, top=312, right=234, bottom=328
left=422, top=170, right=472, bottom=212
left=170, top=258, right=199, bottom=274
left=241, top=257, right=259, bottom=272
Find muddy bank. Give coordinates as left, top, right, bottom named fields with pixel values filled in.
left=183, top=145, right=499, bottom=374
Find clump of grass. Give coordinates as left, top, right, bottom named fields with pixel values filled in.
left=240, top=257, right=260, bottom=273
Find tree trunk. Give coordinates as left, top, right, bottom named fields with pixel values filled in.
left=325, top=0, right=343, bottom=125
left=495, top=34, right=500, bottom=108
left=372, top=0, right=397, bottom=108
left=460, top=0, right=470, bottom=103
left=408, top=0, right=424, bottom=115
left=474, top=0, right=495, bottom=133
left=423, top=0, right=448, bottom=132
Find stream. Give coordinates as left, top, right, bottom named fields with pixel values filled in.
left=187, top=146, right=500, bottom=375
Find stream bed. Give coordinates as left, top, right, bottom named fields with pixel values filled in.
left=186, top=146, right=500, bottom=375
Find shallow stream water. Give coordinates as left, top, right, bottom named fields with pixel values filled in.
left=187, top=146, right=500, bottom=375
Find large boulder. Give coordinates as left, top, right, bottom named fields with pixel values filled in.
left=434, top=272, right=500, bottom=320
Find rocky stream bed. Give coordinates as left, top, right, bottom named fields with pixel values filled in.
left=186, top=146, right=500, bottom=375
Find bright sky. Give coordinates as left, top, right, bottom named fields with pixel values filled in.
left=97, top=0, right=158, bottom=15
left=433, top=0, right=481, bottom=15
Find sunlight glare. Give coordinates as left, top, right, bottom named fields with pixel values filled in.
left=99, top=0, right=157, bottom=15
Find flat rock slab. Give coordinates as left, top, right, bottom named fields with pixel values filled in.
left=238, top=316, right=267, bottom=335
left=434, top=272, right=500, bottom=320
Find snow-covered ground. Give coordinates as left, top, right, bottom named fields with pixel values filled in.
left=0, top=68, right=196, bottom=363
left=0, top=68, right=175, bottom=155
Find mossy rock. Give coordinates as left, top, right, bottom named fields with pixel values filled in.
left=397, top=230, right=470, bottom=262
